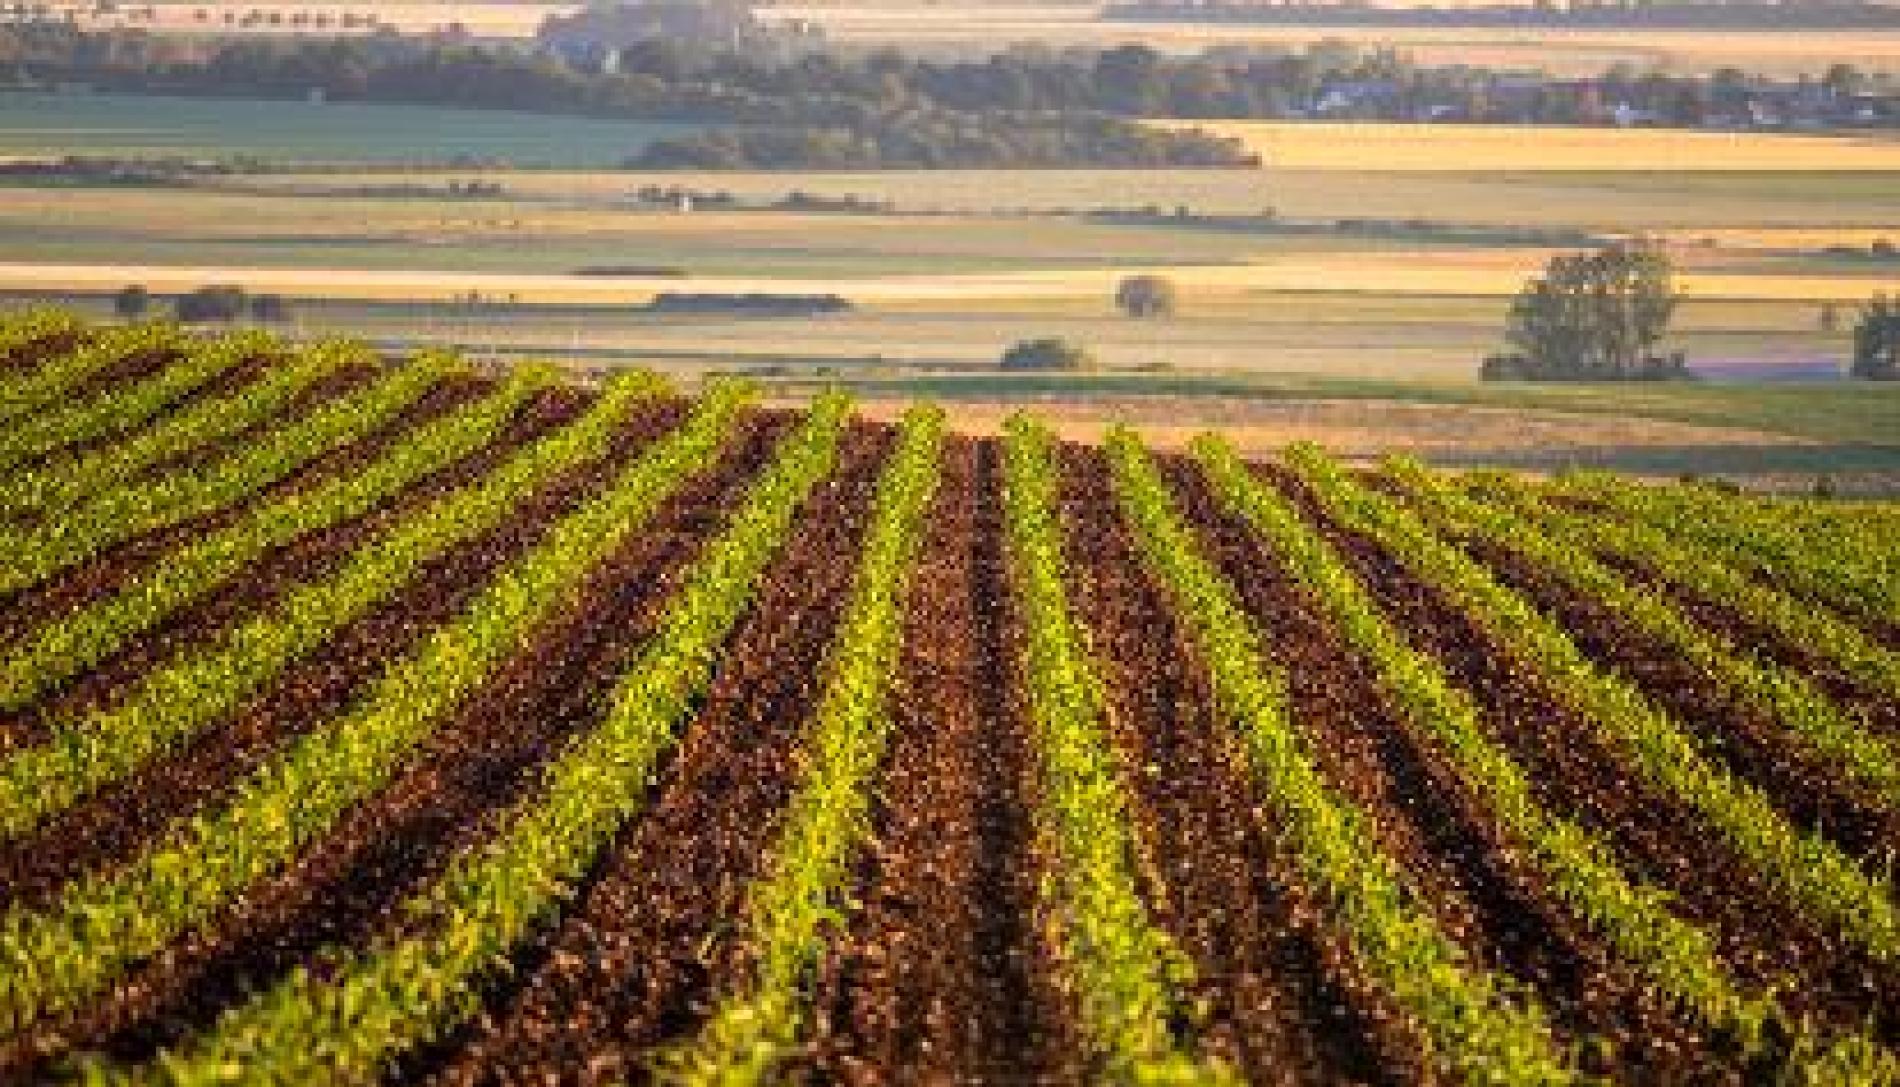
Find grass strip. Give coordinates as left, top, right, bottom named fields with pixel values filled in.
left=1113, top=430, right=1576, bottom=1087
left=0, top=364, right=554, bottom=713
left=1001, top=416, right=1234, bottom=1086
left=0, top=373, right=660, bottom=840
left=1194, top=439, right=1893, bottom=1084
left=1285, top=445, right=1900, bottom=963
left=0, top=381, right=751, bottom=1037
left=0, top=341, right=366, bottom=520
left=104, top=392, right=852, bottom=1086
left=661, top=406, right=943, bottom=1084
left=0, top=354, right=450, bottom=598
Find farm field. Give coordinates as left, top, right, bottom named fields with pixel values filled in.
left=0, top=92, right=709, bottom=167
left=777, top=6, right=1900, bottom=76
left=1179, top=121, right=1900, bottom=173
left=1, top=312, right=1899, bottom=1082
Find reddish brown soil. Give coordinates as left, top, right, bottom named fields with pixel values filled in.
left=1058, top=446, right=1420, bottom=1086
left=0, top=331, right=84, bottom=371
left=17, top=387, right=587, bottom=731
left=0, top=371, right=482, bottom=646
left=1461, top=536, right=1900, bottom=870
left=5, top=353, right=272, bottom=480
left=418, top=424, right=892, bottom=1087
left=0, top=401, right=690, bottom=915
left=59, top=347, right=176, bottom=406
left=114, top=360, right=380, bottom=491
left=1590, top=549, right=1900, bottom=737
left=795, top=436, right=1079, bottom=1085
left=0, top=410, right=796, bottom=1078
left=1264, top=464, right=1900, bottom=1049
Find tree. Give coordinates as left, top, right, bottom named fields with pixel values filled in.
left=1116, top=274, right=1178, bottom=319
left=1001, top=338, right=1094, bottom=371
left=174, top=285, right=249, bottom=323
left=1851, top=293, right=1900, bottom=380
left=113, top=284, right=151, bottom=320
left=250, top=293, right=292, bottom=323
left=1484, top=238, right=1687, bottom=381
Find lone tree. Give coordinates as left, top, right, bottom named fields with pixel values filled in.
left=175, top=285, right=250, bottom=324
left=1851, top=293, right=1900, bottom=380
left=1116, top=274, right=1179, bottom=319
left=1483, top=239, right=1688, bottom=381
left=1001, top=338, right=1094, bottom=372
left=113, top=284, right=152, bottom=320
left=250, top=294, right=293, bottom=324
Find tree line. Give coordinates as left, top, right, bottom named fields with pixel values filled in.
left=2, top=24, right=1892, bottom=164
left=1482, top=242, right=1900, bottom=382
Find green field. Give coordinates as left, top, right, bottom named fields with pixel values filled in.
left=0, top=91, right=706, bottom=166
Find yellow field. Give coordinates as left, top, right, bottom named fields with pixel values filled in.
left=1176, top=122, right=1900, bottom=173
left=6, top=253, right=1885, bottom=305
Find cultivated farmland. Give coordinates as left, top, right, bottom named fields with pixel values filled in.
left=1, top=309, right=1898, bottom=1084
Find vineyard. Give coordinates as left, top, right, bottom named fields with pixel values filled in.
left=0, top=309, right=1897, bottom=1085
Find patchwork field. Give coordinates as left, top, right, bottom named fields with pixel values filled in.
left=0, top=313, right=1897, bottom=1083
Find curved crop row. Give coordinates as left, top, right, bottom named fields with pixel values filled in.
left=664, top=406, right=944, bottom=1084
left=1193, top=441, right=1890, bottom=1083
left=0, top=353, right=452, bottom=598
left=1390, top=460, right=1900, bottom=817
left=0, top=381, right=751, bottom=1036
left=0, top=322, right=180, bottom=427
left=105, top=393, right=854, bottom=1086
left=1285, top=446, right=1900, bottom=964
left=0, top=340, right=366, bottom=520
left=1000, top=417, right=1232, bottom=1085
left=1486, top=475, right=1900, bottom=708
left=1548, top=472, right=1898, bottom=630
left=0, top=331, right=262, bottom=477
left=0, top=308, right=83, bottom=363
left=0, top=364, right=556, bottom=714
left=1112, top=430, right=1576, bottom=1086
left=0, top=372, right=659, bottom=841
